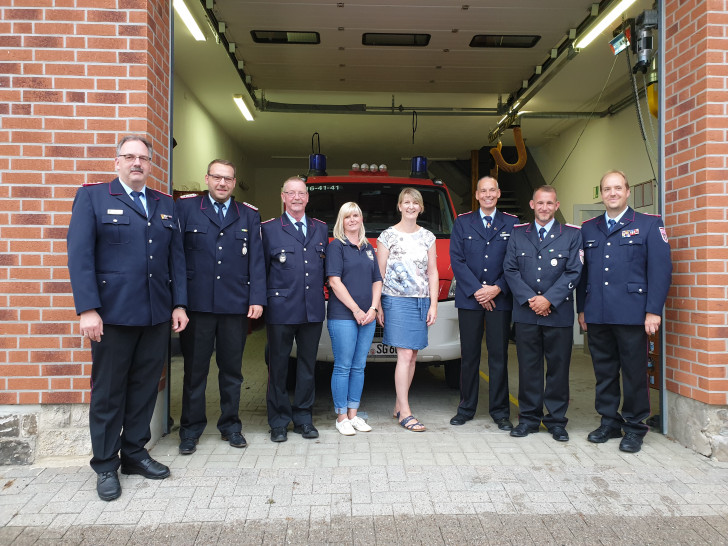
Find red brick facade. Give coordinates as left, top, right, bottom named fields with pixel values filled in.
left=0, top=0, right=171, bottom=405
left=663, top=0, right=728, bottom=405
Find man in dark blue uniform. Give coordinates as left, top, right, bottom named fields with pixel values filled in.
left=67, top=135, right=188, bottom=501
left=449, top=176, right=518, bottom=430
left=503, top=185, right=582, bottom=442
left=577, top=170, right=672, bottom=453
left=175, top=159, right=266, bottom=455
left=262, top=176, right=328, bottom=442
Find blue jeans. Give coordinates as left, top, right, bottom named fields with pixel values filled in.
left=328, top=319, right=376, bottom=415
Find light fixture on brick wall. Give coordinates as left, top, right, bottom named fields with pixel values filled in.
left=233, top=95, right=254, bottom=121
left=174, top=0, right=205, bottom=41
left=573, top=0, right=638, bottom=49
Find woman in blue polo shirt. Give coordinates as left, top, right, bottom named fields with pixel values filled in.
left=326, top=202, right=383, bottom=436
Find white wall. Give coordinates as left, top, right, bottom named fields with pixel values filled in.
left=172, top=76, right=253, bottom=204
left=529, top=105, right=659, bottom=224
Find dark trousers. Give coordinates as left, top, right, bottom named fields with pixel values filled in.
left=179, top=311, right=248, bottom=440
left=514, top=323, right=572, bottom=429
left=266, top=322, right=323, bottom=428
left=456, top=308, right=511, bottom=420
left=587, top=323, right=650, bottom=436
left=89, top=322, right=169, bottom=473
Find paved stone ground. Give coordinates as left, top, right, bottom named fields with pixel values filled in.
left=2, top=329, right=728, bottom=544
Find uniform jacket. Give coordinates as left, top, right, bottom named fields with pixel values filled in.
left=175, top=193, right=266, bottom=314
left=67, top=178, right=187, bottom=326
left=576, top=207, right=672, bottom=325
left=261, top=214, right=328, bottom=324
left=450, top=209, right=518, bottom=311
left=503, top=220, right=583, bottom=327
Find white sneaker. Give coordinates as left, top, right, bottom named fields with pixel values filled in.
left=349, top=416, right=372, bottom=432
left=336, top=419, right=356, bottom=436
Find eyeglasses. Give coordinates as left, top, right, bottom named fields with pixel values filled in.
left=207, top=174, right=235, bottom=183
left=118, top=154, right=151, bottom=164
left=283, top=191, right=308, bottom=197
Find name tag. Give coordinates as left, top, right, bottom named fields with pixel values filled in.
left=107, top=209, right=123, bottom=215
left=499, top=232, right=510, bottom=239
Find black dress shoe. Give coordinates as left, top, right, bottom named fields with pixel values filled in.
left=293, top=423, right=319, bottom=439
left=97, top=470, right=121, bottom=501
left=222, top=431, right=248, bottom=448
left=510, top=423, right=540, bottom=437
left=550, top=426, right=569, bottom=442
left=270, top=427, right=287, bottom=443
left=449, top=414, right=472, bottom=426
left=120, top=457, right=170, bottom=479
left=494, top=417, right=514, bottom=431
left=587, top=424, right=622, bottom=443
left=619, top=432, right=643, bottom=453
left=179, top=437, right=198, bottom=455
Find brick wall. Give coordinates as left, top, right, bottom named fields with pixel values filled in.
left=0, top=1, right=171, bottom=407
left=663, top=0, right=728, bottom=405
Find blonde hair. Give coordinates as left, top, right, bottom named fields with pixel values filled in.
left=333, top=202, right=368, bottom=248
left=397, top=187, right=424, bottom=215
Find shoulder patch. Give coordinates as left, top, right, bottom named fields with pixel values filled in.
left=503, top=212, right=518, bottom=218
left=313, top=217, right=326, bottom=224
left=82, top=181, right=105, bottom=187
left=179, top=193, right=198, bottom=199
left=514, top=222, right=529, bottom=228
left=565, top=223, right=581, bottom=229
left=261, top=217, right=275, bottom=224
left=457, top=211, right=473, bottom=217
left=243, top=201, right=258, bottom=211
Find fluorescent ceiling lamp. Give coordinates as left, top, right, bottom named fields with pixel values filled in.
left=174, top=0, right=205, bottom=41
left=573, top=0, right=638, bottom=49
left=233, top=95, right=254, bottom=121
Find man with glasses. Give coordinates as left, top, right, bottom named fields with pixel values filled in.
left=174, top=159, right=266, bottom=455
left=67, top=135, right=188, bottom=501
left=261, top=177, right=328, bottom=442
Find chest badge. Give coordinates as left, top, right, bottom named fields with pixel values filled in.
left=242, top=245, right=248, bottom=256
left=550, top=258, right=558, bottom=266
left=279, top=249, right=286, bottom=263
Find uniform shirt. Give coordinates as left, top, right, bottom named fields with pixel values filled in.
left=503, top=220, right=583, bottom=327
left=377, top=226, right=435, bottom=297
left=576, top=207, right=672, bottom=325
left=175, top=194, right=266, bottom=314
left=325, top=238, right=383, bottom=320
left=67, top=178, right=187, bottom=326
left=450, top=208, right=518, bottom=311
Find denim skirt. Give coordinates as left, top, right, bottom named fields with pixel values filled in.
left=381, top=294, right=429, bottom=350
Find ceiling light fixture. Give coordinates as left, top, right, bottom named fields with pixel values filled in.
left=174, top=0, right=205, bottom=41
left=233, top=95, right=254, bottom=121
left=573, top=0, right=638, bottom=49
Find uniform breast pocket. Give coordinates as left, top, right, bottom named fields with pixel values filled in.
left=101, top=215, right=130, bottom=245
left=516, top=247, right=534, bottom=266
left=619, top=236, right=643, bottom=261
left=235, top=231, right=249, bottom=258
left=184, top=224, right=208, bottom=251
left=271, top=246, right=295, bottom=269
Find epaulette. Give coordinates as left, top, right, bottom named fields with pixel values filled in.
left=83, top=181, right=105, bottom=186
left=644, top=213, right=662, bottom=217
left=243, top=201, right=258, bottom=211
left=313, top=217, right=326, bottom=224
left=503, top=212, right=518, bottom=218
left=514, top=222, right=529, bottom=227
left=565, top=223, right=581, bottom=229
left=179, top=193, right=198, bottom=199
left=582, top=216, right=599, bottom=223
left=457, top=211, right=473, bottom=217
left=261, top=218, right=275, bottom=224
left=150, top=188, right=172, bottom=197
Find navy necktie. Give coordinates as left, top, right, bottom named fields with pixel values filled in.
left=483, top=215, right=492, bottom=229
left=608, top=219, right=616, bottom=232
left=539, top=227, right=546, bottom=242
left=130, top=191, right=146, bottom=217
left=215, top=202, right=225, bottom=224
left=295, top=221, right=305, bottom=242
